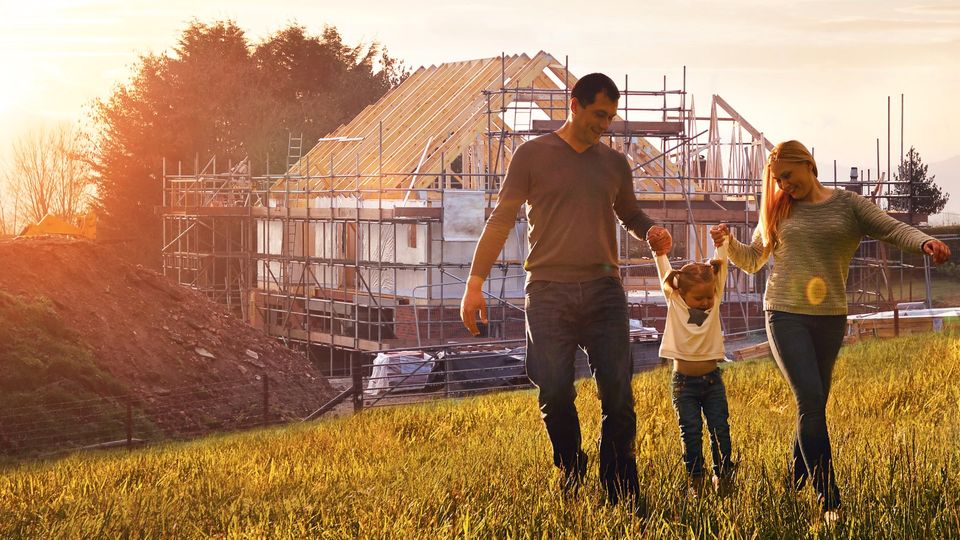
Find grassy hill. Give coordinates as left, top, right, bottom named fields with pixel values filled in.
left=1, top=333, right=959, bottom=538
left=0, top=291, right=161, bottom=455
left=0, top=238, right=332, bottom=455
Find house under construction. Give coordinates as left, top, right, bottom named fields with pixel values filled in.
left=162, top=52, right=930, bottom=374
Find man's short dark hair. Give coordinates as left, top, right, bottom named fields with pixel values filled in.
left=571, top=73, right=620, bottom=107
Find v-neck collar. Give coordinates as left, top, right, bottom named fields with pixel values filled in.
left=551, top=131, right=596, bottom=155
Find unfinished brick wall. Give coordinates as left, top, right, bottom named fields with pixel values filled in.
left=393, top=300, right=765, bottom=345
left=393, top=305, right=525, bottom=343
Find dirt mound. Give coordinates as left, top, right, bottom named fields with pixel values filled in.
left=0, top=237, right=333, bottom=442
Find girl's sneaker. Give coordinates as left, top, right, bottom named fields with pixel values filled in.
left=712, top=474, right=735, bottom=497
left=687, top=475, right=708, bottom=499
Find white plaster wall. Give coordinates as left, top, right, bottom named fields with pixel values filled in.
left=257, top=219, right=283, bottom=255
left=312, top=222, right=340, bottom=259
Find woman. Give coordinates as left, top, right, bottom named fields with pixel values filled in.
left=711, top=140, right=951, bottom=521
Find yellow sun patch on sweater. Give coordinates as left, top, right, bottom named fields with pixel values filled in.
left=806, top=276, right=827, bottom=305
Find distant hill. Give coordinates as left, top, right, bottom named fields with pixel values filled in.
left=929, top=155, right=960, bottom=224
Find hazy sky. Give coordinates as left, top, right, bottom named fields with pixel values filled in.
left=1, top=0, right=958, bottom=186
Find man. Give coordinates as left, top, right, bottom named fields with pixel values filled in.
left=460, top=72, right=671, bottom=510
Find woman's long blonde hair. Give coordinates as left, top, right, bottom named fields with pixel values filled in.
left=758, top=140, right=818, bottom=249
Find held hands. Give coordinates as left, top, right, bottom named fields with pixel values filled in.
left=646, top=226, right=672, bottom=256
left=710, top=224, right=730, bottom=248
left=460, top=275, right=488, bottom=337
left=922, top=239, right=951, bottom=265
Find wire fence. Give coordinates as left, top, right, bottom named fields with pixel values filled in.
left=6, top=298, right=959, bottom=464
left=356, top=338, right=665, bottom=409
left=1, top=337, right=667, bottom=462
left=0, top=374, right=324, bottom=461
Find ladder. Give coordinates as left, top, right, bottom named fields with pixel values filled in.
left=286, top=132, right=304, bottom=174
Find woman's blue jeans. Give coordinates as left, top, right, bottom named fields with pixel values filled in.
left=766, top=310, right=847, bottom=511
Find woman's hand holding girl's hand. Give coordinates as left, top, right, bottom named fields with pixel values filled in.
left=710, top=224, right=729, bottom=247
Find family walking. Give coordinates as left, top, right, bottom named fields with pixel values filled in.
left=459, top=72, right=952, bottom=522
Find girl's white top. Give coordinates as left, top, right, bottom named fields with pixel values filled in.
left=655, top=242, right=728, bottom=361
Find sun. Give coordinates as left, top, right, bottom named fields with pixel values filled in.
left=0, top=0, right=84, bottom=116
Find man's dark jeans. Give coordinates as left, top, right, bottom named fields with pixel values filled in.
left=671, top=368, right=735, bottom=479
left=524, top=275, right=640, bottom=504
left=765, top=310, right=847, bottom=511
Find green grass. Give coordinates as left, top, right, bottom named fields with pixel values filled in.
left=0, top=291, right=119, bottom=394
left=2, top=334, right=960, bottom=538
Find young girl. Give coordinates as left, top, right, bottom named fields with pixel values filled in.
left=648, top=229, right=735, bottom=496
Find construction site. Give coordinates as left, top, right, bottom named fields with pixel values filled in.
left=161, top=51, right=941, bottom=379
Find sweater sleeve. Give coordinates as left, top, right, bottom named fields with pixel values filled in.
left=851, top=192, right=935, bottom=254
left=726, top=226, right=769, bottom=274
left=713, top=241, right=729, bottom=296
left=613, top=156, right=655, bottom=240
left=468, top=144, right=531, bottom=280
left=654, top=253, right=675, bottom=296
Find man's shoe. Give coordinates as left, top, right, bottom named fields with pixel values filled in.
left=630, top=493, right=649, bottom=520
left=560, top=451, right=588, bottom=497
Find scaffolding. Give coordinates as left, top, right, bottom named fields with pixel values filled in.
left=162, top=52, right=932, bottom=375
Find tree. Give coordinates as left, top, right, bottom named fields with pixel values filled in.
left=889, top=146, right=949, bottom=216
left=0, top=191, right=11, bottom=236
left=92, top=20, right=407, bottom=266
left=249, top=24, right=406, bottom=171
left=91, top=21, right=256, bottom=265
left=4, top=123, right=94, bottom=230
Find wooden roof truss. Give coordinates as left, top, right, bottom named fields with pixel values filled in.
left=280, top=52, right=772, bottom=200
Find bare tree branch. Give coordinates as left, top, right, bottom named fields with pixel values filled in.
left=8, top=123, right=94, bottom=228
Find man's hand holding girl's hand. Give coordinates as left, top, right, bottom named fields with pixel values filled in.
left=646, top=226, right=672, bottom=256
